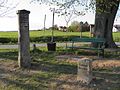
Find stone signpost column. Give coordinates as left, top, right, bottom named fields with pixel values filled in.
left=17, top=9, right=31, bottom=68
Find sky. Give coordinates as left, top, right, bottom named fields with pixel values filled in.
left=0, top=0, right=120, bottom=31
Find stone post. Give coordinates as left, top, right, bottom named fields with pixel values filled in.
left=77, top=58, right=93, bottom=84
left=17, top=9, right=31, bottom=68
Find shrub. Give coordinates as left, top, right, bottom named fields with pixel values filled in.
left=68, top=25, right=80, bottom=32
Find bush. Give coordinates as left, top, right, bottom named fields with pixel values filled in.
left=0, top=38, right=17, bottom=44
left=68, top=25, right=80, bottom=32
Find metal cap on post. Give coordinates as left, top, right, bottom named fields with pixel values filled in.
left=17, top=9, right=30, bottom=14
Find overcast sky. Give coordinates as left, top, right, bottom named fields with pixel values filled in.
left=0, top=0, right=120, bottom=31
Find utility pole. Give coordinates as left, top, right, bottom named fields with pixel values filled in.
left=44, top=14, right=46, bottom=32
left=51, top=8, right=55, bottom=42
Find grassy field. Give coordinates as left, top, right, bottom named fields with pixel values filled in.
left=0, top=30, right=119, bottom=38
left=0, top=47, right=119, bottom=90
left=0, top=30, right=120, bottom=43
left=0, top=30, right=90, bottom=38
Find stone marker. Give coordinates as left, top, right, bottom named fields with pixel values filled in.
left=77, top=58, right=92, bottom=84
left=17, top=9, right=31, bottom=68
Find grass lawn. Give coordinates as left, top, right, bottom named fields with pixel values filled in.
left=0, top=30, right=90, bottom=38
left=0, top=47, right=120, bottom=90
left=0, top=30, right=120, bottom=43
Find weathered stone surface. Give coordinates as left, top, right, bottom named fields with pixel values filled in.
left=77, top=58, right=93, bottom=84
left=17, top=9, right=31, bottom=68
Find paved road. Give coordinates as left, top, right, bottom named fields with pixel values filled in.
left=0, top=43, right=68, bottom=49
left=115, top=42, right=120, bottom=46
left=0, top=42, right=120, bottom=49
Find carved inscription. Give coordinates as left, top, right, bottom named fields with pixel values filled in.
left=77, top=58, right=93, bottom=84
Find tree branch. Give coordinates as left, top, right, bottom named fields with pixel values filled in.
left=0, top=0, right=19, bottom=17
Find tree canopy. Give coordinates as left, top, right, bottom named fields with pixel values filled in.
left=31, top=0, right=120, bottom=16
left=31, top=0, right=94, bottom=15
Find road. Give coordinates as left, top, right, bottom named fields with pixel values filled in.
left=0, top=43, right=67, bottom=49
left=0, top=42, right=120, bottom=49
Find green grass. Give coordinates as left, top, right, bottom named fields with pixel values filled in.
left=0, top=30, right=119, bottom=38
left=113, top=32, right=120, bottom=42
left=0, top=30, right=119, bottom=44
left=0, top=31, right=18, bottom=38
left=0, top=30, right=89, bottom=38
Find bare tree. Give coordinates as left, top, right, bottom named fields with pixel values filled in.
left=63, top=9, right=85, bottom=27
left=0, top=0, right=18, bottom=17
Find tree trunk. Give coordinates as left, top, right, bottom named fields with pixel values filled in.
left=94, top=1, right=119, bottom=48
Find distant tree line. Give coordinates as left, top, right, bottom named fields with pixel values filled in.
left=68, top=21, right=90, bottom=32
left=48, top=21, right=90, bottom=32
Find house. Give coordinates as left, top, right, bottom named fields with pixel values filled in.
left=89, top=24, right=120, bottom=34
left=58, top=26, right=67, bottom=32
left=89, top=24, right=95, bottom=37
left=112, top=27, right=118, bottom=32
left=114, top=25, right=120, bottom=32
left=90, top=24, right=95, bottom=34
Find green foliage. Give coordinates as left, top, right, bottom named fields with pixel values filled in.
left=68, top=21, right=80, bottom=32
left=0, top=38, right=17, bottom=44
left=96, top=0, right=119, bottom=13
left=68, top=25, right=77, bottom=32
left=68, top=21, right=90, bottom=32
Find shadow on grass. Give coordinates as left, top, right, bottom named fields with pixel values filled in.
left=0, top=50, right=18, bottom=61
left=92, top=71, right=120, bottom=90
left=30, top=50, right=77, bottom=75
left=0, top=64, right=49, bottom=90
left=31, top=60, right=77, bottom=75
left=0, top=77, right=47, bottom=90
left=0, top=49, right=77, bottom=75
